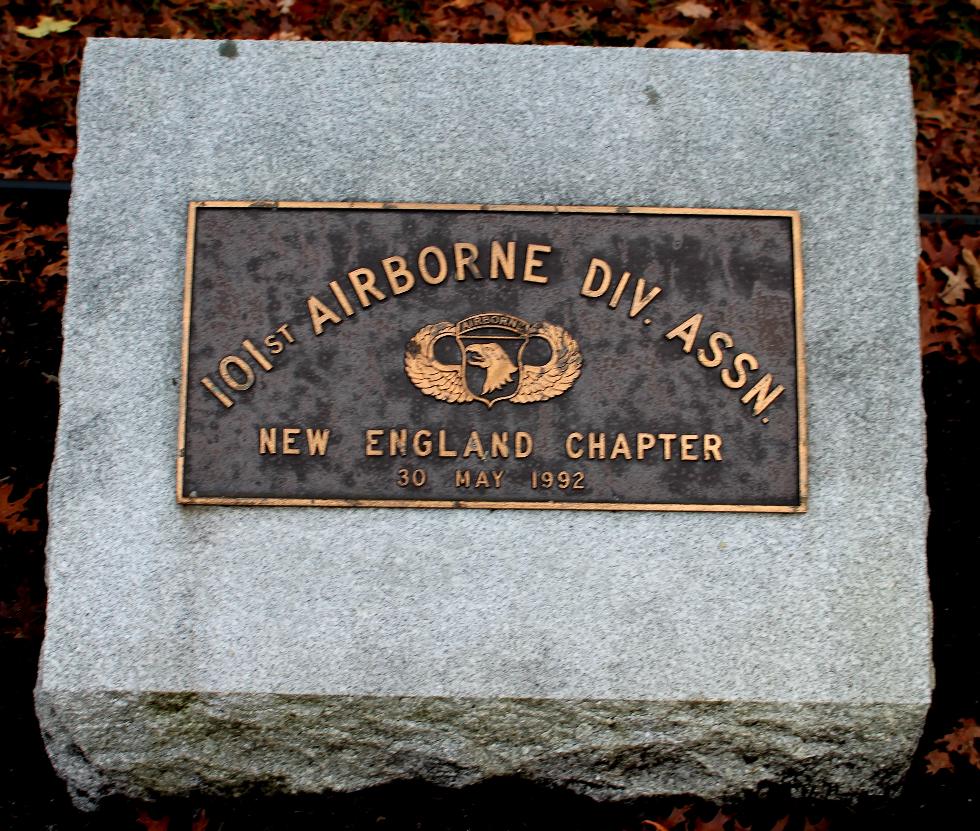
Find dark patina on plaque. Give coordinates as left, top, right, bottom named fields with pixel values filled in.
left=178, top=202, right=807, bottom=512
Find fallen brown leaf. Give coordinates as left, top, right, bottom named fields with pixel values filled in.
left=634, top=22, right=689, bottom=47
left=924, top=748, right=955, bottom=774
left=505, top=10, right=534, bottom=44
left=136, top=811, right=170, bottom=831
left=675, top=1, right=713, bottom=20
left=962, top=248, right=980, bottom=285
left=939, top=265, right=970, bottom=304
left=656, top=804, right=694, bottom=829
left=694, top=809, right=730, bottom=831
left=0, top=484, right=41, bottom=534
left=941, top=718, right=980, bottom=768
left=191, top=808, right=209, bottom=831
left=15, top=15, right=77, bottom=38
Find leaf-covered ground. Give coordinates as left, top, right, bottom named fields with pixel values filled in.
left=1, top=2, right=979, bottom=829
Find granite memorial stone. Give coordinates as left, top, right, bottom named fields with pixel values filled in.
left=37, top=39, right=930, bottom=808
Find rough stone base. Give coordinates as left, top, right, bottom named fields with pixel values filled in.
left=37, top=690, right=923, bottom=809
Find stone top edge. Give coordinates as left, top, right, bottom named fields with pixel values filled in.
left=37, top=685, right=932, bottom=708
left=81, top=37, right=910, bottom=65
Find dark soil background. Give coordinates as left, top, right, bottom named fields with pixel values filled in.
left=2, top=1, right=980, bottom=829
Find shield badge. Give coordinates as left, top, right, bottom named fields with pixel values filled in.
left=456, top=313, right=530, bottom=408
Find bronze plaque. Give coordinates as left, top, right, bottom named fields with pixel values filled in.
left=178, top=202, right=806, bottom=512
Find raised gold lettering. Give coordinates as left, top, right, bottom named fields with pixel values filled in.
left=328, top=280, right=355, bottom=317
left=437, top=429, right=457, bottom=457
left=741, top=373, right=785, bottom=415
left=680, top=434, right=698, bottom=461
left=704, top=434, right=723, bottom=461
left=462, top=431, right=486, bottom=459
left=609, top=432, right=632, bottom=460
left=489, top=240, right=516, bottom=279
left=259, top=427, right=276, bottom=454
left=608, top=271, right=631, bottom=309
left=242, top=339, right=273, bottom=371
left=282, top=427, right=301, bottom=455
left=665, top=314, right=703, bottom=353
left=348, top=267, right=386, bottom=308
left=381, top=256, right=416, bottom=295
left=588, top=432, right=606, bottom=459
left=514, top=431, right=533, bottom=458
left=581, top=257, right=612, bottom=297
left=697, top=331, right=734, bottom=368
left=413, top=430, right=432, bottom=457
left=636, top=432, right=656, bottom=460
left=721, top=352, right=759, bottom=389
left=201, top=376, right=233, bottom=408
left=418, top=246, right=448, bottom=285
left=306, top=428, right=330, bottom=456
left=389, top=429, right=408, bottom=457
left=453, top=242, right=482, bottom=281
left=490, top=432, right=510, bottom=458
left=523, top=243, right=551, bottom=284
left=628, top=279, right=662, bottom=318
left=307, top=295, right=341, bottom=334
left=364, top=429, right=384, bottom=457
left=218, top=355, right=254, bottom=391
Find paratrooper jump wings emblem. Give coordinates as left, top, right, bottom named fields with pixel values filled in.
left=404, top=312, right=582, bottom=408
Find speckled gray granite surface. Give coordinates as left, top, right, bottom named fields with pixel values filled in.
left=38, top=40, right=929, bottom=808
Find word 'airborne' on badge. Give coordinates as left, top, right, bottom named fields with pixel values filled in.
left=178, top=201, right=807, bottom=512
left=404, top=313, right=583, bottom=408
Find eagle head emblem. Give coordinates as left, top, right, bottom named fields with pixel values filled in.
left=465, top=342, right=518, bottom=395
left=404, top=312, right=582, bottom=407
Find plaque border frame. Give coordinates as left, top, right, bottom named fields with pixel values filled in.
left=177, top=201, right=808, bottom=513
